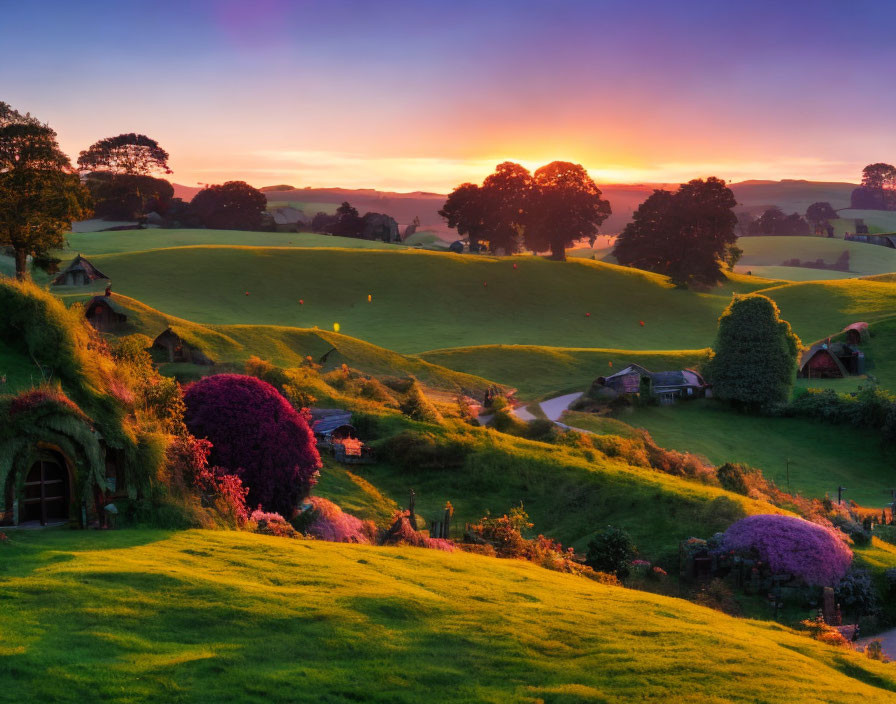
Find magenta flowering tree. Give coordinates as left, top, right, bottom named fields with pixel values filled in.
left=722, top=514, right=852, bottom=586
left=183, top=374, right=321, bottom=516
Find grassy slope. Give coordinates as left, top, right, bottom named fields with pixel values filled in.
left=62, top=228, right=404, bottom=256
left=566, top=402, right=894, bottom=507
left=0, top=340, right=40, bottom=394
left=74, top=247, right=791, bottom=354
left=57, top=292, right=500, bottom=396
left=420, top=345, right=712, bottom=398
left=737, top=236, right=896, bottom=278
left=3, top=530, right=896, bottom=704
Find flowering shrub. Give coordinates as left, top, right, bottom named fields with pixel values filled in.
left=722, top=515, right=852, bottom=586
left=183, top=374, right=321, bottom=516
left=250, top=508, right=298, bottom=538
left=800, top=614, right=850, bottom=648
left=9, top=388, right=86, bottom=421
left=303, top=496, right=376, bottom=544
left=383, top=513, right=455, bottom=551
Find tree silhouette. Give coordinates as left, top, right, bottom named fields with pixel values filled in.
left=190, top=181, right=266, bottom=230
left=77, top=133, right=171, bottom=175
left=524, top=161, right=611, bottom=261
left=613, top=177, right=736, bottom=286
left=0, top=102, right=91, bottom=279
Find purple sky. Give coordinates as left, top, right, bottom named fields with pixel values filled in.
left=3, top=0, right=895, bottom=190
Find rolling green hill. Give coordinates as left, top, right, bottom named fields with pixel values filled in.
left=566, top=402, right=895, bottom=507
left=2, top=529, right=895, bottom=703
left=61, top=228, right=404, bottom=256
left=58, top=247, right=779, bottom=354
left=736, top=236, right=896, bottom=279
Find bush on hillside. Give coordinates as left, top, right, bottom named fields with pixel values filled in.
left=785, top=387, right=896, bottom=443
left=704, top=294, right=801, bottom=411
left=378, top=431, right=468, bottom=472
left=717, top=462, right=751, bottom=495
left=721, top=515, right=852, bottom=586
left=835, top=567, right=878, bottom=616
left=183, top=374, right=321, bottom=516
left=250, top=509, right=298, bottom=538
left=300, top=496, right=376, bottom=544
left=399, top=380, right=442, bottom=422
left=585, top=526, right=637, bottom=579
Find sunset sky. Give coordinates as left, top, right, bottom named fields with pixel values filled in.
left=3, top=0, right=896, bottom=192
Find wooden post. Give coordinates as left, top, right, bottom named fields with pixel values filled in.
left=408, top=489, right=416, bottom=531
left=443, top=506, right=452, bottom=539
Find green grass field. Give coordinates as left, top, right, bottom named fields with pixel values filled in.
left=61, top=229, right=404, bottom=256
left=2, top=529, right=896, bottom=703
left=60, top=246, right=835, bottom=354
left=566, top=401, right=895, bottom=506
left=736, top=236, right=896, bottom=279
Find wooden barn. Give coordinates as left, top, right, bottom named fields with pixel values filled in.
left=151, top=328, right=213, bottom=365
left=597, top=364, right=651, bottom=395
left=798, top=343, right=856, bottom=379
left=52, top=254, right=109, bottom=287
left=842, top=322, right=869, bottom=346
left=84, top=295, right=127, bottom=332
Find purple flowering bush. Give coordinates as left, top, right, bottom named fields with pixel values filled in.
left=722, top=514, right=852, bottom=586
left=184, top=374, right=321, bottom=517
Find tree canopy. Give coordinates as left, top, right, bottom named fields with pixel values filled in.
left=525, top=161, right=611, bottom=261
left=189, top=181, right=266, bottom=230
left=852, top=163, right=896, bottom=211
left=704, top=294, right=801, bottom=410
left=613, top=177, right=737, bottom=286
left=861, top=163, right=896, bottom=190
left=805, top=201, right=837, bottom=226
left=0, top=102, right=91, bottom=279
left=77, top=133, right=171, bottom=175
left=748, top=207, right=811, bottom=236
left=440, top=160, right=609, bottom=258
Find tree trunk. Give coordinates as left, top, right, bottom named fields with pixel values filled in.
left=14, top=247, right=28, bottom=280
left=550, top=241, right=566, bottom=261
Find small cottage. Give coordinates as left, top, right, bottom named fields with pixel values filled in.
left=151, top=328, right=213, bottom=365
left=52, top=254, right=110, bottom=287
left=594, top=364, right=708, bottom=403
left=85, top=295, right=128, bottom=332
left=269, top=206, right=309, bottom=232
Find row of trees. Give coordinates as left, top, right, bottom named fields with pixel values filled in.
left=440, top=161, right=611, bottom=261
left=311, top=202, right=400, bottom=242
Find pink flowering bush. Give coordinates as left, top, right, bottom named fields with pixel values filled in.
left=249, top=508, right=298, bottom=537
left=722, top=514, right=852, bottom=586
left=383, top=513, right=455, bottom=551
left=304, top=497, right=376, bottom=544
left=184, top=374, right=321, bottom=516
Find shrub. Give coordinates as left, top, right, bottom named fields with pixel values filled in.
left=250, top=509, right=298, bottom=538
left=399, top=380, right=442, bottom=422
left=302, top=496, right=376, bottom=544
left=835, top=567, right=878, bottom=615
left=717, top=462, right=750, bottom=495
left=705, top=294, right=801, bottom=410
left=585, top=526, right=636, bottom=579
left=800, top=614, right=850, bottom=648
left=721, top=515, right=852, bottom=586
left=183, top=374, right=321, bottom=516
left=382, top=513, right=455, bottom=551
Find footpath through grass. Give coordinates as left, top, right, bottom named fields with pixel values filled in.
left=566, top=401, right=895, bottom=507
left=3, top=529, right=896, bottom=703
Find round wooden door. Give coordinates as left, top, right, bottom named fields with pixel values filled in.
left=23, top=457, right=70, bottom=525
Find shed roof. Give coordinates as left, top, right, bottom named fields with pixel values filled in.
left=52, top=254, right=109, bottom=283
left=310, top=410, right=353, bottom=435
left=86, top=295, right=128, bottom=317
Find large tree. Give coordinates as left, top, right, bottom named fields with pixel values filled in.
left=439, top=182, right=488, bottom=251
left=190, top=181, right=266, bottom=230
left=613, top=177, right=737, bottom=286
left=479, top=161, right=532, bottom=254
left=704, top=294, right=801, bottom=411
left=851, top=162, right=896, bottom=211
left=0, top=103, right=91, bottom=279
left=77, top=133, right=171, bottom=175
left=861, top=163, right=896, bottom=191
left=524, top=161, right=610, bottom=261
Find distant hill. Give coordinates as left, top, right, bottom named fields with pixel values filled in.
left=169, top=179, right=861, bottom=237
